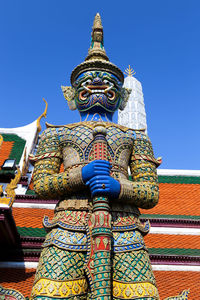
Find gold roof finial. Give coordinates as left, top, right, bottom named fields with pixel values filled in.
left=124, top=65, right=136, bottom=77
left=37, top=98, right=48, bottom=133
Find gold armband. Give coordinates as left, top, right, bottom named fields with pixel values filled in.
left=118, top=179, right=134, bottom=201
left=29, top=151, right=62, bottom=164
left=131, top=154, right=162, bottom=167
left=68, top=166, right=85, bottom=190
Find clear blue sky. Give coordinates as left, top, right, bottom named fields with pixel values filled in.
left=0, top=0, right=200, bottom=170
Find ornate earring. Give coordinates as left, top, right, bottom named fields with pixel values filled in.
left=61, top=86, right=77, bottom=110
left=119, top=87, right=132, bottom=111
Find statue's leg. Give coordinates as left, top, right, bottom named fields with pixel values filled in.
left=113, top=249, right=159, bottom=300
left=31, top=245, right=88, bottom=300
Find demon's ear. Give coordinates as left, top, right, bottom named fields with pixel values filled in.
left=119, top=88, right=132, bottom=111
left=61, top=86, right=77, bottom=111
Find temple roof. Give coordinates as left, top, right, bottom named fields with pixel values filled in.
left=0, top=120, right=38, bottom=172
left=13, top=207, right=53, bottom=229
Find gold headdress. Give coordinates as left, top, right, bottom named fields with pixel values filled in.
left=70, top=13, right=124, bottom=84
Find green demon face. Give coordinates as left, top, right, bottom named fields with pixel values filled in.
left=73, top=71, right=123, bottom=113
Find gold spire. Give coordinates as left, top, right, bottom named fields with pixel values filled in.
left=93, top=13, right=103, bottom=30
left=124, top=65, right=136, bottom=77
left=70, top=13, right=124, bottom=84
left=85, top=13, right=109, bottom=62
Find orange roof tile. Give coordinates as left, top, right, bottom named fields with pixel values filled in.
left=144, top=234, right=200, bottom=250
left=140, top=183, right=200, bottom=216
left=0, top=141, right=14, bottom=165
left=12, top=207, right=54, bottom=228
left=0, top=268, right=35, bottom=298
left=154, top=271, right=200, bottom=299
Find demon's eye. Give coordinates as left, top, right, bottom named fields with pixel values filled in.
left=103, top=79, right=109, bottom=84
left=85, top=79, right=92, bottom=85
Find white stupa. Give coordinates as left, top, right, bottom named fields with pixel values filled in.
left=118, top=66, right=147, bottom=132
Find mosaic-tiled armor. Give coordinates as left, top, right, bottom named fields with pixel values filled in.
left=31, top=13, right=161, bottom=300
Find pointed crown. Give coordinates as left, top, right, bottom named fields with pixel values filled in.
left=70, top=13, right=124, bottom=84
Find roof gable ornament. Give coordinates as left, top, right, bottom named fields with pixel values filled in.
left=37, top=98, right=48, bottom=133
left=0, top=167, right=21, bottom=206
left=4, top=167, right=21, bottom=202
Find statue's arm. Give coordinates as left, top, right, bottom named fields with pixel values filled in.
left=118, top=133, right=160, bottom=209
left=32, top=128, right=84, bottom=199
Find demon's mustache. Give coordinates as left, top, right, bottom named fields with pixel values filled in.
left=79, top=82, right=115, bottom=100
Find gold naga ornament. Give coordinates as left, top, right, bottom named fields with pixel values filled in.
left=0, top=168, right=21, bottom=207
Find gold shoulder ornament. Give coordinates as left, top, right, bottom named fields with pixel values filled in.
left=119, top=88, right=132, bottom=110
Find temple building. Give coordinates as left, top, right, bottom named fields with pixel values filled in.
left=118, top=66, right=147, bottom=132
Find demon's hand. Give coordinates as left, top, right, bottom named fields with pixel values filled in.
left=86, top=175, right=120, bottom=199
left=82, top=160, right=111, bottom=183
left=82, top=160, right=120, bottom=199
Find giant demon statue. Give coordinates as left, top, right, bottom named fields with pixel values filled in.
left=30, top=13, right=161, bottom=300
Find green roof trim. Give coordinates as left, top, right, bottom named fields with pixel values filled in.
left=26, top=189, right=36, bottom=195
left=149, top=247, right=200, bottom=256
left=1, top=133, right=26, bottom=164
left=141, top=214, right=200, bottom=220
left=129, top=175, right=200, bottom=184
left=0, top=169, right=15, bottom=176
left=17, top=226, right=46, bottom=237
left=158, top=175, right=200, bottom=184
